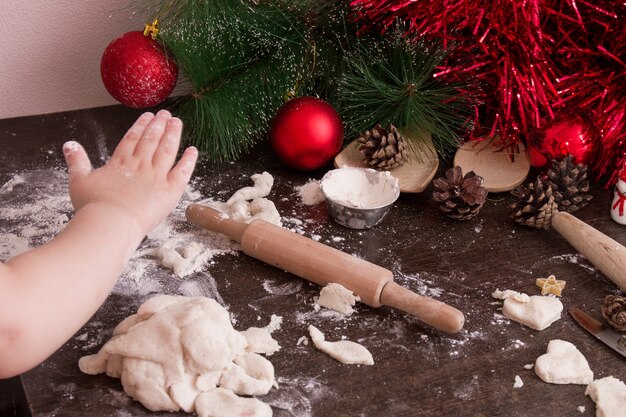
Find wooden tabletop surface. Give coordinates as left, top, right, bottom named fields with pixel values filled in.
left=1, top=105, right=624, bottom=417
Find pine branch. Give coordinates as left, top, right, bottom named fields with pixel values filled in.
left=148, top=0, right=312, bottom=162
left=337, top=33, right=472, bottom=157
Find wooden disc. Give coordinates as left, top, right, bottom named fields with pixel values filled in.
left=334, top=127, right=439, bottom=193
left=453, top=140, right=530, bottom=193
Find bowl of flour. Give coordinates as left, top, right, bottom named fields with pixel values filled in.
left=320, top=167, right=400, bottom=229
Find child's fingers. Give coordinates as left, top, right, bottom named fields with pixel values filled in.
left=133, top=109, right=171, bottom=162
left=63, top=141, right=92, bottom=181
left=111, top=112, right=154, bottom=161
left=152, top=117, right=183, bottom=174
left=168, top=146, right=198, bottom=190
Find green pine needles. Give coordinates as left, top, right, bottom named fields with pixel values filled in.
left=154, top=0, right=311, bottom=161
left=135, top=1, right=472, bottom=162
left=338, top=35, right=471, bottom=157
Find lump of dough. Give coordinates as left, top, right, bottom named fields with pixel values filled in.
left=79, top=295, right=275, bottom=415
left=502, top=295, right=562, bottom=330
left=226, top=172, right=274, bottom=205
left=491, top=289, right=530, bottom=303
left=242, top=315, right=283, bottom=356
left=585, top=376, right=626, bottom=417
left=148, top=239, right=207, bottom=277
left=219, top=352, right=275, bottom=396
left=215, top=172, right=281, bottom=226
left=534, top=339, right=593, bottom=385
left=196, top=388, right=272, bottom=417
left=308, top=325, right=373, bottom=365
left=316, top=283, right=361, bottom=315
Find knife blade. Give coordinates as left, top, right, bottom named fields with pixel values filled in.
left=569, top=307, right=626, bottom=359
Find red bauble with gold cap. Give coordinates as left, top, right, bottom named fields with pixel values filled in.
left=100, top=31, right=178, bottom=108
left=270, top=97, right=344, bottom=170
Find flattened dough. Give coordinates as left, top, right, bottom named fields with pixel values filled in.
left=308, top=325, right=373, bottom=365
left=317, top=283, right=360, bottom=315
left=196, top=388, right=272, bottom=417
left=585, top=376, right=626, bottom=417
left=79, top=295, right=274, bottom=415
left=534, top=339, right=593, bottom=385
left=502, top=295, right=562, bottom=330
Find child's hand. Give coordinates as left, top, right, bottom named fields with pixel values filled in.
left=62, top=110, right=198, bottom=236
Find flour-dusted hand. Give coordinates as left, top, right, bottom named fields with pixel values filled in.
left=63, top=110, right=198, bottom=236
left=0, top=110, right=198, bottom=379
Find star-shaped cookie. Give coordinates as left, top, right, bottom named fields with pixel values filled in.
left=535, top=275, right=566, bottom=296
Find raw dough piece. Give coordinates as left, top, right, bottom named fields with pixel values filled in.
left=502, top=295, right=563, bottom=330
left=196, top=388, right=271, bottom=417
left=79, top=295, right=274, bottom=415
left=585, top=376, right=626, bottom=417
left=492, top=289, right=530, bottom=303
left=308, top=325, right=374, bottom=365
left=534, top=339, right=593, bottom=385
left=513, top=375, right=524, bottom=388
left=226, top=172, right=274, bottom=205
left=148, top=239, right=207, bottom=277
left=317, top=283, right=361, bottom=315
left=217, top=172, right=281, bottom=226
left=242, top=315, right=283, bottom=356
left=535, top=275, right=566, bottom=296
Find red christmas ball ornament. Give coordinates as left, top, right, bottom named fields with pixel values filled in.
left=527, top=118, right=596, bottom=170
left=270, top=97, right=344, bottom=170
left=101, top=31, right=178, bottom=108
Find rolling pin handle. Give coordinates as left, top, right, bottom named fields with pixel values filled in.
left=380, top=281, right=465, bottom=334
left=185, top=203, right=247, bottom=243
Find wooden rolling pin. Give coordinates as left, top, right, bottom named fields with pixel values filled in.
left=552, top=211, right=626, bottom=292
left=186, top=203, right=465, bottom=334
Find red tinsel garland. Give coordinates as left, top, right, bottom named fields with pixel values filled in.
left=350, top=0, right=626, bottom=185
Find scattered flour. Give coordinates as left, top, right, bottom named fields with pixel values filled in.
left=296, top=180, right=325, bottom=206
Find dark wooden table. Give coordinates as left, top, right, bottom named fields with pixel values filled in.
left=1, top=105, right=624, bottom=417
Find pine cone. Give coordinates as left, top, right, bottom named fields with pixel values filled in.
left=546, top=155, right=593, bottom=213
left=602, top=294, right=626, bottom=332
left=432, top=166, right=487, bottom=220
left=509, top=177, right=558, bottom=230
left=357, top=124, right=408, bottom=170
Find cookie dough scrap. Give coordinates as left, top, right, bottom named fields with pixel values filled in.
left=308, top=325, right=373, bottom=365
left=79, top=295, right=275, bottom=416
left=534, top=339, right=593, bottom=385
left=316, top=283, right=361, bottom=315
left=502, top=295, right=563, bottom=330
left=241, top=315, right=283, bottom=356
left=491, top=289, right=530, bottom=303
left=535, top=275, right=566, bottom=296
left=222, top=172, right=281, bottom=226
left=585, top=376, right=626, bottom=417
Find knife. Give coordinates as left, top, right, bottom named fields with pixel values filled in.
left=569, top=307, right=626, bottom=359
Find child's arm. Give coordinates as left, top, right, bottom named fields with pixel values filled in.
left=0, top=110, right=198, bottom=378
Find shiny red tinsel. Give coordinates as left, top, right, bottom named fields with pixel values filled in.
left=350, top=0, right=626, bottom=185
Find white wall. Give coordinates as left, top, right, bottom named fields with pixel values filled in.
left=0, top=0, right=147, bottom=119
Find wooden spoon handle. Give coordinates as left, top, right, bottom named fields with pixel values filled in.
left=552, top=211, right=626, bottom=292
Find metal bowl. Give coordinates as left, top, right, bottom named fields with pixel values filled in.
left=320, top=167, right=400, bottom=229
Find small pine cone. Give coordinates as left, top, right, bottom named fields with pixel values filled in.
left=509, top=177, right=558, bottom=230
left=602, top=294, right=626, bottom=332
left=357, top=124, right=408, bottom=170
left=432, top=166, right=487, bottom=220
left=546, top=155, right=593, bottom=213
